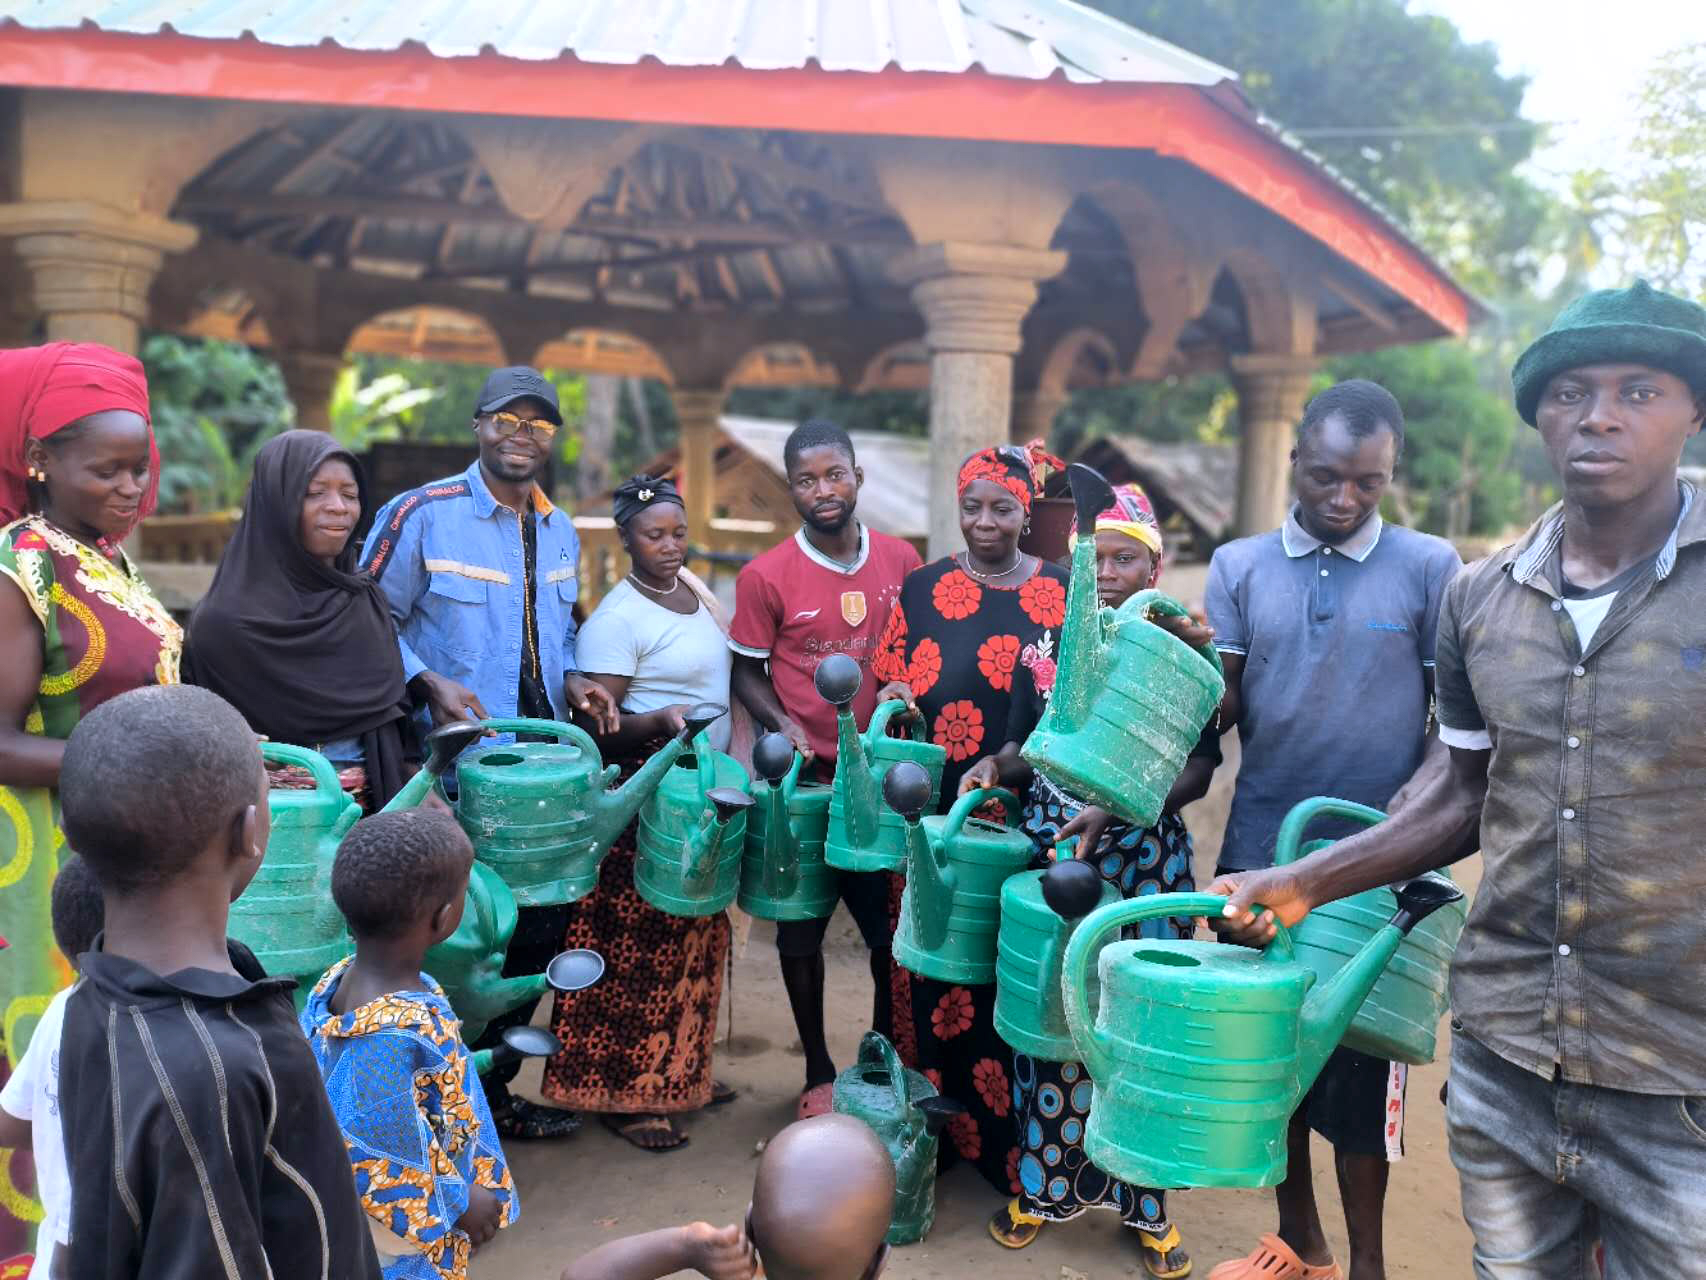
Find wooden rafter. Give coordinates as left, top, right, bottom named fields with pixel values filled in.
left=270, top=115, right=371, bottom=193
left=663, top=129, right=890, bottom=214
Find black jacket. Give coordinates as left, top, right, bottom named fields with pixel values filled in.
left=59, top=938, right=380, bottom=1280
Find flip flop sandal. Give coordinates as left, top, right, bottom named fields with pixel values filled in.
left=601, top=1113, right=690, bottom=1153
left=796, top=1082, right=835, bottom=1121
left=1137, top=1224, right=1194, bottom=1279
left=987, top=1199, right=1045, bottom=1249
left=706, top=1080, right=738, bottom=1108
left=1205, top=1234, right=1341, bottom=1280
left=491, top=1098, right=582, bottom=1141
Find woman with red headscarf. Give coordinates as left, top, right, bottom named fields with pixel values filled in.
left=0, top=342, right=180, bottom=1265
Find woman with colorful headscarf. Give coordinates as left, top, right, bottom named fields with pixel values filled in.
left=0, top=342, right=181, bottom=1261
left=868, top=441, right=1072, bottom=1193
left=958, top=482, right=1218, bottom=1278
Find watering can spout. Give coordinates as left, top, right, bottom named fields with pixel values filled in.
left=1050, top=464, right=1118, bottom=735
left=884, top=763, right=954, bottom=950
left=681, top=787, right=754, bottom=888
left=591, top=703, right=726, bottom=849
left=341, top=720, right=489, bottom=839
left=751, top=733, right=803, bottom=898
left=817, top=654, right=885, bottom=848
left=1296, top=873, right=1465, bottom=1086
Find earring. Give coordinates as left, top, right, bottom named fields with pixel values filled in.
left=1022, top=516, right=1033, bottom=535
left=27, top=465, right=43, bottom=482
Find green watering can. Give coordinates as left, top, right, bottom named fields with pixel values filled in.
left=1275, top=798, right=1468, bottom=1065
left=883, top=763, right=1031, bottom=984
left=737, top=733, right=838, bottom=920
left=635, top=724, right=753, bottom=917
left=993, top=861, right=1117, bottom=1061
left=1050, top=864, right=1463, bottom=1188
left=815, top=654, right=946, bottom=872
left=1020, top=464, right=1225, bottom=829
left=425, top=858, right=608, bottom=1042
left=451, top=707, right=724, bottom=907
left=461, top=951, right=606, bottom=1073
left=239, top=723, right=485, bottom=1006
left=831, top=1031, right=964, bottom=1245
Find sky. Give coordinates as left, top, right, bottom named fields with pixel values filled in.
left=1409, top=0, right=1706, bottom=184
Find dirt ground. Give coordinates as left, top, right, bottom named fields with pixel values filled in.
left=481, top=564, right=1480, bottom=1279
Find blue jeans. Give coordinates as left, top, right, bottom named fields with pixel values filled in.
left=1447, top=1029, right=1706, bottom=1278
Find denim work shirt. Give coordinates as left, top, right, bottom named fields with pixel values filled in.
left=360, top=461, right=580, bottom=733
left=1434, top=482, right=1706, bottom=1094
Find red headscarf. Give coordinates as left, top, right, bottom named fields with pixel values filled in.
left=0, top=342, right=157, bottom=533
left=956, top=438, right=1065, bottom=512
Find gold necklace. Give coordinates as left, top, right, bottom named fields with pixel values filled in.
left=959, top=549, right=1024, bottom=583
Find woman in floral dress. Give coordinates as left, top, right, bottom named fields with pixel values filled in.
left=959, top=483, right=1218, bottom=1279
left=870, top=442, right=1068, bottom=1194
left=0, top=343, right=181, bottom=1261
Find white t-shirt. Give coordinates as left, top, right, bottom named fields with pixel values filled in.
left=576, top=579, right=734, bottom=752
left=1561, top=592, right=1617, bottom=651
left=1, top=986, right=71, bottom=1279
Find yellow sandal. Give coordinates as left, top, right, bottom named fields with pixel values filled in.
left=1138, top=1223, right=1194, bottom=1278
left=987, top=1199, right=1045, bottom=1249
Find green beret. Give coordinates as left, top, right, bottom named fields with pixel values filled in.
left=1511, top=280, right=1706, bottom=426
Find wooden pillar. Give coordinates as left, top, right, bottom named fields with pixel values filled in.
left=672, top=388, right=724, bottom=535
left=277, top=351, right=345, bottom=433
left=1230, top=354, right=1317, bottom=536
left=890, top=242, right=1066, bottom=558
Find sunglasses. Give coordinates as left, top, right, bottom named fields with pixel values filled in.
left=483, top=410, right=558, bottom=442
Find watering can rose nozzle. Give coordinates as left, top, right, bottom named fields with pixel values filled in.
left=544, top=947, right=606, bottom=993
left=1067, top=462, right=1117, bottom=533
left=914, top=1095, right=966, bottom=1138
left=678, top=703, right=728, bottom=742
left=882, top=762, right=933, bottom=823
left=424, top=720, right=487, bottom=775
left=470, top=1024, right=562, bottom=1075
left=752, top=732, right=796, bottom=785
left=813, top=653, right=863, bottom=707
left=1389, top=874, right=1464, bottom=935
left=1042, top=858, right=1105, bottom=921
left=707, top=787, right=754, bottom=824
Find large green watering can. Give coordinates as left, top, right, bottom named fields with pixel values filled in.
left=994, top=861, right=1117, bottom=1061
left=1275, top=798, right=1468, bottom=1065
left=832, top=1031, right=964, bottom=1245
left=816, top=654, right=946, bottom=872
left=1021, top=464, right=1225, bottom=829
left=635, top=725, right=753, bottom=917
left=239, top=722, right=486, bottom=1005
left=883, top=763, right=1031, bottom=984
left=737, top=733, right=838, bottom=920
left=1050, top=864, right=1463, bottom=1188
left=451, top=707, right=724, bottom=907
left=425, top=858, right=608, bottom=1042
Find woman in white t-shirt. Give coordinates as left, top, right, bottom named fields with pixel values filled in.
left=543, top=476, right=738, bottom=1153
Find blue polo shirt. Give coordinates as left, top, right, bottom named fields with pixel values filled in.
left=1204, top=508, right=1460, bottom=870
left=360, top=461, right=581, bottom=737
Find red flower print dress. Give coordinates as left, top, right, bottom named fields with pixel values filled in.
left=871, top=554, right=1069, bottom=1194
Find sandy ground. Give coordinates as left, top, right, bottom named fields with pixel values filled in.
left=479, top=563, right=1481, bottom=1279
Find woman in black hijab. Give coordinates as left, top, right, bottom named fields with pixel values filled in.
left=186, top=429, right=414, bottom=807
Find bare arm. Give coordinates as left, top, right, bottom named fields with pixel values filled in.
left=1164, top=754, right=1216, bottom=813
left=1214, top=651, right=1245, bottom=734
left=0, top=579, right=60, bottom=789
left=730, top=654, right=812, bottom=761
left=560, top=1222, right=754, bottom=1280
left=1212, top=744, right=1489, bottom=941
left=574, top=673, right=688, bottom=753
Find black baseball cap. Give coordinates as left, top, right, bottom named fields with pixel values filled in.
left=475, top=366, right=562, bottom=425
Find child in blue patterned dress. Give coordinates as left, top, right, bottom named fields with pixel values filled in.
left=302, top=809, right=516, bottom=1280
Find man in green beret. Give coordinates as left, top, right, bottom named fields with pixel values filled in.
left=1209, top=280, right=1706, bottom=1278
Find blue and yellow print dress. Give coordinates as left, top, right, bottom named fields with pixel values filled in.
left=301, top=959, right=517, bottom=1280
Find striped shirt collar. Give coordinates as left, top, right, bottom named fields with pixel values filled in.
left=1281, top=506, right=1384, bottom=562
left=794, top=522, right=869, bottom=575
left=1508, top=480, right=1699, bottom=586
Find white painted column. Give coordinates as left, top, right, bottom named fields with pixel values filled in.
left=1229, top=353, right=1317, bottom=536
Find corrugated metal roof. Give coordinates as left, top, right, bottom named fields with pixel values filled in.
left=0, top=0, right=1233, bottom=86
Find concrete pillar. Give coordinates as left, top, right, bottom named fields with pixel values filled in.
left=672, top=388, right=724, bottom=534
left=890, top=242, right=1066, bottom=558
left=277, top=352, right=346, bottom=433
left=1230, top=353, right=1317, bottom=536
left=0, top=201, right=196, bottom=354
left=1011, top=388, right=1069, bottom=447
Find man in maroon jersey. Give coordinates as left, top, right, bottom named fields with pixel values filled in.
left=730, top=418, right=921, bottom=1118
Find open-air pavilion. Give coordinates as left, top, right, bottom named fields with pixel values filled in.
left=0, top=1, right=1478, bottom=558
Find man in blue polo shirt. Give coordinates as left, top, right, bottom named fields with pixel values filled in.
left=1202, top=380, right=1460, bottom=1280
left=361, top=365, right=618, bottom=1141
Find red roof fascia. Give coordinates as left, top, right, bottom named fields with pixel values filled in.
left=0, top=25, right=1469, bottom=334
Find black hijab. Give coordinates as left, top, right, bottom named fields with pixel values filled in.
left=185, top=430, right=413, bottom=806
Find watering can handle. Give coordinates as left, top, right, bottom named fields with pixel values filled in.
left=1273, top=797, right=1388, bottom=868
left=855, top=1031, right=915, bottom=1124
left=866, top=699, right=927, bottom=743
left=940, top=787, right=1024, bottom=842
left=1122, top=590, right=1224, bottom=678
left=1060, top=892, right=1293, bottom=1081
left=477, top=717, right=603, bottom=764
left=259, top=741, right=346, bottom=800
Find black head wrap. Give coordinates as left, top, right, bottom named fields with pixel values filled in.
left=612, top=474, right=685, bottom=527
left=184, top=430, right=414, bottom=806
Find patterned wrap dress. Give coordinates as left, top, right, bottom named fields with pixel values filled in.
left=0, top=515, right=180, bottom=1257
left=870, top=554, right=1070, bottom=1194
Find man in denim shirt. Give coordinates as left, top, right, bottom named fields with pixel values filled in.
left=362, top=365, right=617, bottom=1141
